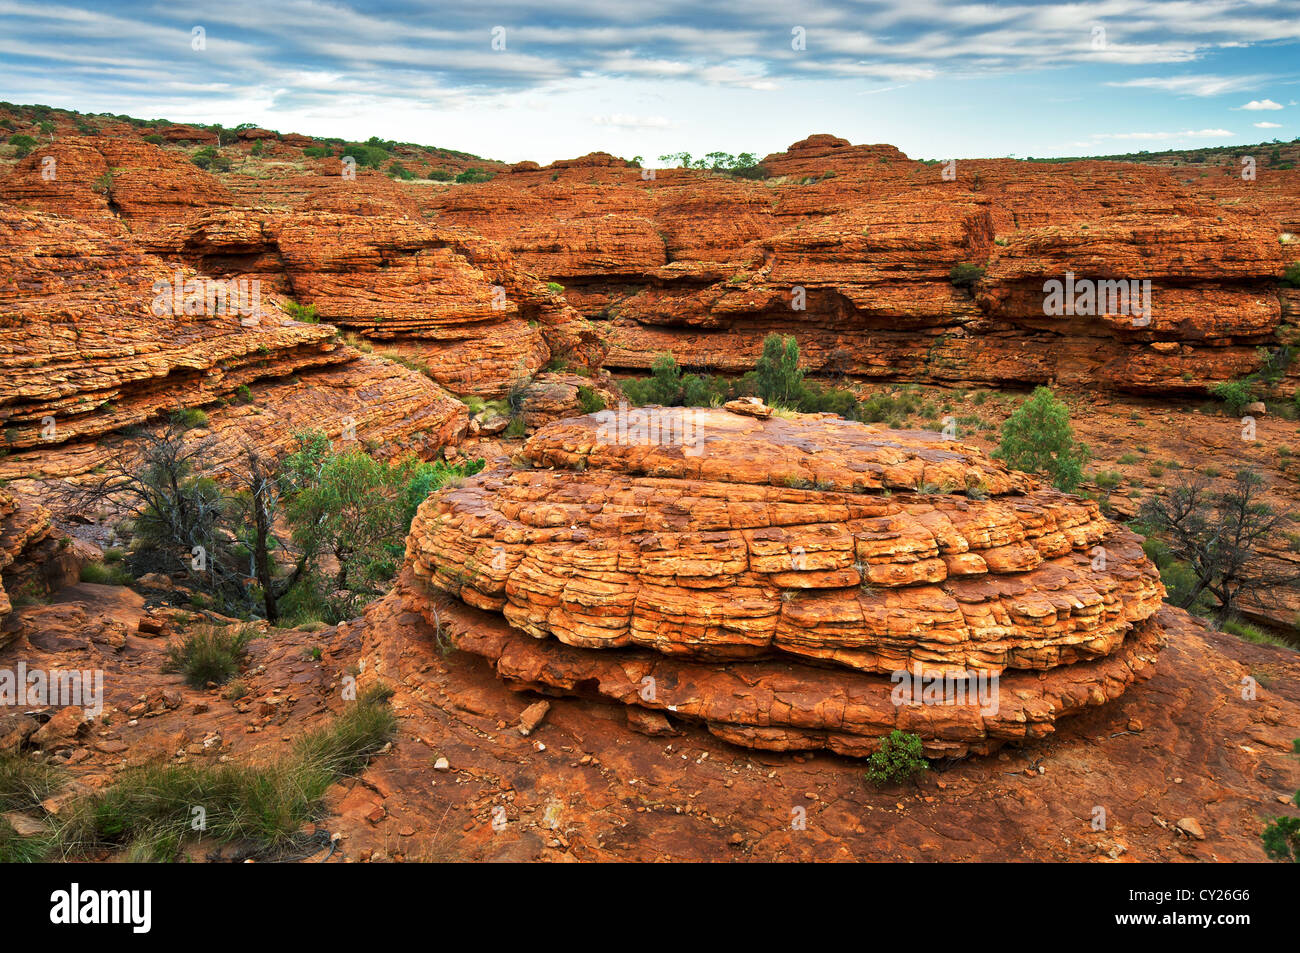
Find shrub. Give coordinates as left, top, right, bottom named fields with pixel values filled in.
left=79, top=562, right=132, bottom=586
left=163, top=625, right=255, bottom=688
left=170, top=407, right=209, bottom=430
left=994, top=386, right=1090, bottom=492
left=8, top=133, right=37, bottom=157
left=1282, top=262, right=1300, bottom=288
left=576, top=385, right=606, bottom=414
left=1263, top=808, right=1300, bottom=862
left=455, top=167, right=494, bottom=183
left=646, top=353, right=683, bottom=405
left=949, top=263, right=986, bottom=287
left=755, top=334, right=805, bottom=409
left=546, top=282, right=564, bottom=294
left=1210, top=378, right=1256, bottom=416
left=428, top=168, right=454, bottom=181
left=51, top=685, right=395, bottom=861
left=235, top=384, right=254, bottom=404
left=865, top=730, right=929, bottom=786
left=282, top=301, right=319, bottom=323
left=190, top=146, right=230, bottom=171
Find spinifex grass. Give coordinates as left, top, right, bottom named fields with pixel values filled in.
left=15, top=684, right=395, bottom=862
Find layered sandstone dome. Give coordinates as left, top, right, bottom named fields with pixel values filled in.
left=403, top=406, right=1166, bottom=757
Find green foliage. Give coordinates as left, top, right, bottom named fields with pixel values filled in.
left=143, top=134, right=164, bottom=145
left=302, top=145, right=333, bottom=158
left=865, top=730, right=929, bottom=786
left=755, top=334, right=805, bottom=408
left=949, top=263, right=986, bottom=287
left=79, top=561, right=132, bottom=586
left=170, top=407, right=209, bottom=430
left=1283, top=262, right=1300, bottom=288
left=455, top=167, right=494, bottom=183
left=281, top=301, right=319, bottom=323
left=190, top=146, right=231, bottom=172
left=49, top=685, right=394, bottom=861
left=994, top=386, right=1090, bottom=492
left=546, top=281, right=564, bottom=294
left=8, top=133, right=36, bottom=157
left=386, top=160, right=415, bottom=180
left=234, top=384, right=254, bottom=404
left=1263, top=814, right=1300, bottom=862
left=1210, top=378, right=1256, bottom=416
left=645, top=353, right=682, bottom=405
left=656, top=151, right=767, bottom=178
left=427, top=168, right=454, bottom=181
left=576, top=385, right=606, bottom=414
left=163, top=625, right=256, bottom=688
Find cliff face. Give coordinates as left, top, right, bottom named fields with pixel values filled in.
left=425, top=135, right=1298, bottom=396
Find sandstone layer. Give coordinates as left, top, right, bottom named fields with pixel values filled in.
left=403, top=407, right=1166, bottom=756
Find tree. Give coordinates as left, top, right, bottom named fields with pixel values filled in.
left=1138, top=469, right=1297, bottom=621
left=994, top=386, right=1090, bottom=492
left=225, top=446, right=313, bottom=622
left=755, top=334, right=805, bottom=408
left=646, top=353, right=682, bottom=405
left=62, top=418, right=246, bottom=609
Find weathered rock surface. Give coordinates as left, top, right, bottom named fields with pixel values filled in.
left=404, top=407, right=1165, bottom=755
left=425, top=137, right=1298, bottom=397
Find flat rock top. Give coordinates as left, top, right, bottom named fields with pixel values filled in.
left=526, top=406, right=1035, bottom=497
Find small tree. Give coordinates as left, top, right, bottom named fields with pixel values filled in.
left=647, top=353, right=683, bottom=405
left=865, top=729, right=929, bottom=786
left=1138, top=469, right=1296, bottom=621
left=755, top=334, right=804, bottom=408
left=994, top=386, right=1090, bottom=492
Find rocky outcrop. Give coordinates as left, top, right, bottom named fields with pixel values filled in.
left=425, top=137, right=1298, bottom=397
left=0, top=487, right=85, bottom=622
left=402, top=406, right=1165, bottom=757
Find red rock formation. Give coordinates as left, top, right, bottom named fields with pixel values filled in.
left=402, top=406, right=1165, bottom=756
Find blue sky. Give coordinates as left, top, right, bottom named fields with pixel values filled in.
left=1, top=0, right=1298, bottom=163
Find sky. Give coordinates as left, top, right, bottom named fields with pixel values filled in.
left=1, top=0, right=1298, bottom=164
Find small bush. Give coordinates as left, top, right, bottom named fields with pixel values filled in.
left=949, top=263, right=986, bottom=287
left=1117, top=452, right=1139, bottom=465
left=163, top=625, right=256, bottom=688
left=455, top=167, right=494, bottom=183
left=865, top=730, right=929, bottom=786
left=1282, top=262, right=1300, bottom=288
left=576, top=385, right=606, bottom=414
left=546, top=282, right=564, bottom=294
left=79, top=561, right=132, bottom=585
left=1210, top=379, right=1256, bottom=416
left=170, top=407, right=208, bottom=430
left=282, top=301, right=319, bottom=323
left=52, top=685, right=395, bottom=861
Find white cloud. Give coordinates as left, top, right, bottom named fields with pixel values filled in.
left=1238, top=98, right=1284, bottom=110
left=1108, top=75, right=1268, bottom=97
left=1254, top=121, right=1283, bottom=128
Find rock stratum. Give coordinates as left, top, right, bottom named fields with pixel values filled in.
left=403, top=407, right=1166, bottom=756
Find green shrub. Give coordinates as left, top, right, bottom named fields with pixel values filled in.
left=865, top=730, right=929, bottom=786
left=1210, top=378, right=1256, bottom=416
left=170, top=407, right=209, bottom=430
left=428, top=168, right=453, bottom=181
left=994, top=387, right=1090, bottom=492
left=50, top=685, right=395, bottom=861
left=576, top=385, right=606, bottom=414
left=1282, top=262, right=1300, bottom=288
left=386, top=160, right=415, bottom=180
left=79, top=561, right=132, bottom=586
left=949, top=263, right=986, bottom=287
left=163, top=625, right=256, bottom=688
left=282, top=301, right=319, bottom=323
left=755, top=334, right=805, bottom=409
left=234, top=384, right=254, bottom=404
left=455, top=167, right=494, bottom=183
left=546, top=281, right=564, bottom=294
